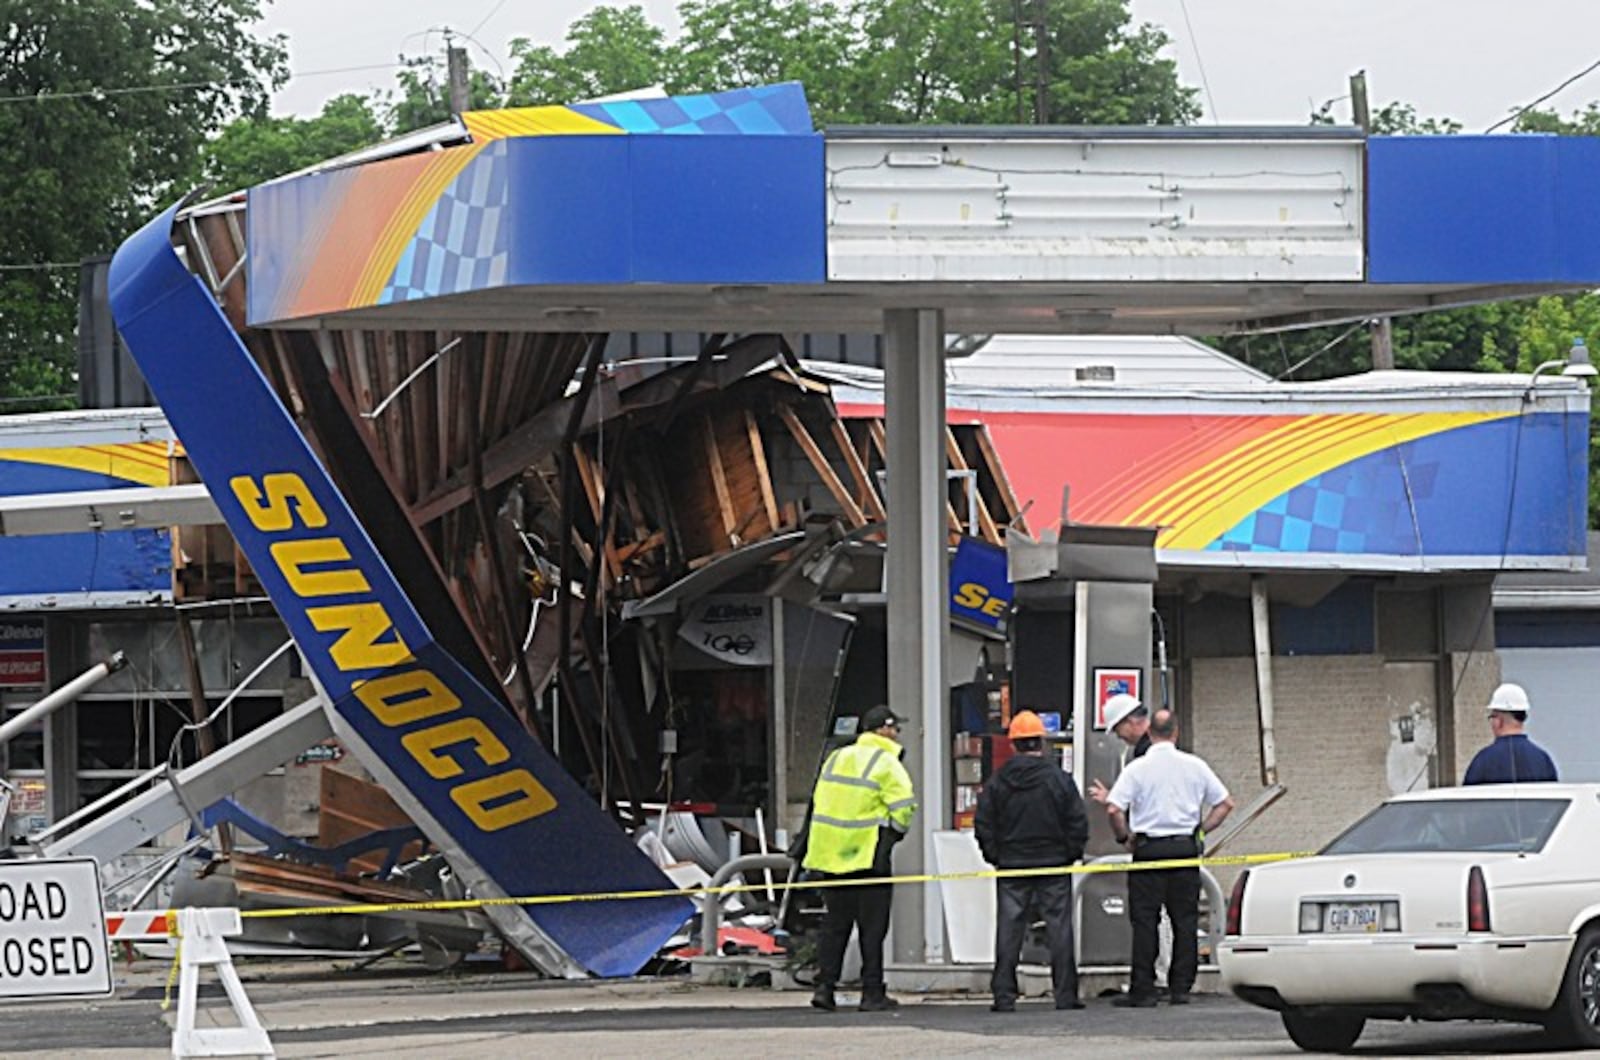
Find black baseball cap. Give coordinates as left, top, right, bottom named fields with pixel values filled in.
left=860, top=704, right=906, bottom=732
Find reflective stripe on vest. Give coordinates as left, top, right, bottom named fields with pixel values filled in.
left=804, top=740, right=902, bottom=873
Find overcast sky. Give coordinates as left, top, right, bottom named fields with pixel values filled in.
left=261, top=0, right=1600, bottom=131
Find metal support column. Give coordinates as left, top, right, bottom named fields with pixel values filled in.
left=1250, top=576, right=1280, bottom=787
left=884, top=308, right=948, bottom=964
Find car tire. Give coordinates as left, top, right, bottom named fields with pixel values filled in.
left=1280, top=1008, right=1365, bottom=1053
left=1546, top=925, right=1600, bottom=1049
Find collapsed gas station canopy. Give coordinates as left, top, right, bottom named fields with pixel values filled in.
left=241, top=82, right=1600, bottom=337
left=113, top=82, right=1600, bottom=979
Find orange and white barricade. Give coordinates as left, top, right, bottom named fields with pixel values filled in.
left=105, top=910, right=175, bottom=942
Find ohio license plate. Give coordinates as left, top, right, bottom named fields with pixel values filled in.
left=1324, top=902, right=1382, bottom=933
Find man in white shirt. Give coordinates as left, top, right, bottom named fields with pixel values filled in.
left=1104, top=709, right=1233, bottom=1007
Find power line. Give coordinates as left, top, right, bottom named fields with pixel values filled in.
left=0, top=262, right=79, bottom=271
left=1485, top=55, right=1600, bottom=132
left=1176, top=0, right=1218, bottom=123
left=1275, top=320, right=1367, bottom=380
left=0, top=61, right=406, bottom=106
left=469, top=0, right=512, bottom=39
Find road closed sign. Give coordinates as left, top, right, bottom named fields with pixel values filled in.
left=0, top=858, right=112, bottom=999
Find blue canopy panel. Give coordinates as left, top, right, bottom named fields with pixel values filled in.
left=248, top=83, right=824, bottom=326
left=0, top=457, right=171, bottom=604
left=1368, top=135, right=1600, bottom=283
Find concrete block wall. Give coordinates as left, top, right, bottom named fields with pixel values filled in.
left=1191, top=655, right=1389, bottom=884
left=1189, top=649, right=1504, bottom=891
left=1448, top=650, right=1501, bottom=783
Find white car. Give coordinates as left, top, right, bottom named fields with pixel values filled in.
left=1219, top=783, right=1600, bottom=1053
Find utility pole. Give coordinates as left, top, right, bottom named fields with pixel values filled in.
left=1033, top=0, right=1050, bottom=124
left=1011, top=0, right=1026, bottom=123
left=1348, top=69, right=1371, bottom=130
left=446, top=32, right=471, bottom=116
left=1350, top=70, right=1394, bottom=370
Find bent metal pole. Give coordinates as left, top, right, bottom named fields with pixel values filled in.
left=0, top=652, right=128, bottom=749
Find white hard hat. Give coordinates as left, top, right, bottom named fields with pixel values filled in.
left=1103, top=693, right=1145, bottom=730
left=1487, top=682, right=1531, bottom=715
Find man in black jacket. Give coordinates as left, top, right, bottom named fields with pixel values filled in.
left=975, top=710, right=1090, bottom=1013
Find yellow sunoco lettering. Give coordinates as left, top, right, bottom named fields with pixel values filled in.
left=953, top=582, right=988, bottom=608
left=270, top=538, right=371, bottom=598
left=355, top=669, right=460, bottom=726
left=402, top=719, right=509, bottom=779
left=231, top=473, right=328, bottom=532
left=307, top=603, right=413, bottom=671
left=452, top=769, right=557, bottom=831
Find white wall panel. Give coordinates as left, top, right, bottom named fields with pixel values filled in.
left=827, top=134, right=1365, bottom=283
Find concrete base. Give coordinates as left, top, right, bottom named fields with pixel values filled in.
left=888, top=963, right=1220, bottom=997
left=688, top=955, right=808, bottom=991
left=688, top=956, right=1220, bottom=998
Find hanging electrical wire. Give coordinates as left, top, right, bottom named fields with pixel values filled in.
left=1274, top=320, right=1368, bottom=380
left=1176, top=0, right=1219, bottom=123
left=0, top=62, right=407, bottom=106
left=1485, top=55, right=1600, bottom=133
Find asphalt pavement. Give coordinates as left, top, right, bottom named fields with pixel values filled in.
left=0, top=960, right=1591, bottom=1058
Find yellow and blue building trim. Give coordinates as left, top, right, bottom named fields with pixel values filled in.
left=0, top=440, right=175, bottom=603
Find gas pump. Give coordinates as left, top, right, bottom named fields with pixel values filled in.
left=1009, top=523, right=1158, bottom=967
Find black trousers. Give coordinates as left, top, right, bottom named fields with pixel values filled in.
left=1128, top=835, right=1200, bottom=999
left=815, top=872, right=893, bottom=990
left=992, top=875, right=1077, bottom=1007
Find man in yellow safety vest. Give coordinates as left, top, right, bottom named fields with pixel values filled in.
left=803, top=704, right=918, bottom=1013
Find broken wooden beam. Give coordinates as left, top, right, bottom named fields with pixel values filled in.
left=829, top=411, right=886, bottom=521
left=780, top=405, right=866, bottom=528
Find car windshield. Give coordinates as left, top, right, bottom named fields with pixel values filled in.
left=1322, top=798, right=1569, bottom=855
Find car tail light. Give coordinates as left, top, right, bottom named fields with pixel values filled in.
left=1467, top=866, right=1491, bottom=932
left=1226, top=869, right=1250, bottom=936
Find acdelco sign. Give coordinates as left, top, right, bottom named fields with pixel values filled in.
left=0, top=621, right=46, bottom=690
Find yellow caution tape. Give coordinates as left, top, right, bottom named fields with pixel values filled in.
left=160, top=938, right=181, bottom=1012
left=217, top=849, right=1315, bottom=922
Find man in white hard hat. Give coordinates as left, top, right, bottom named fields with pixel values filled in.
left=1463, top=682, right=1559, bottom=785
left=1088, top=693, right=1151, bottom=805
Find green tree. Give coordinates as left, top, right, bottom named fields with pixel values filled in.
left=507, top=5, right=674, bottom=107
left=503, top=0, right=1196, bottom=127
left=387, top=56, right=504, bottom=134
left=0, top=0, right=285, bottom=409
left=1031, top=0, right=1198, bottom=124
left=848, top=0, right=1019, bottom=123
left=672, top=0, right=864, bottom=122
left=194, top=94, right=385, bottom=194
left=1504, top=100, right=1600, bottom=136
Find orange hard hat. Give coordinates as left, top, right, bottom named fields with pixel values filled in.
left=1008, top=710, right=1047, bottom=740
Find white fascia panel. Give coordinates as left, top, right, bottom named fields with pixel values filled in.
left=826, top=136, right=1365, bottom=283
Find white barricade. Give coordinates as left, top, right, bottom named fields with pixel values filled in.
left=170, top=907, right=274, bottom=1059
